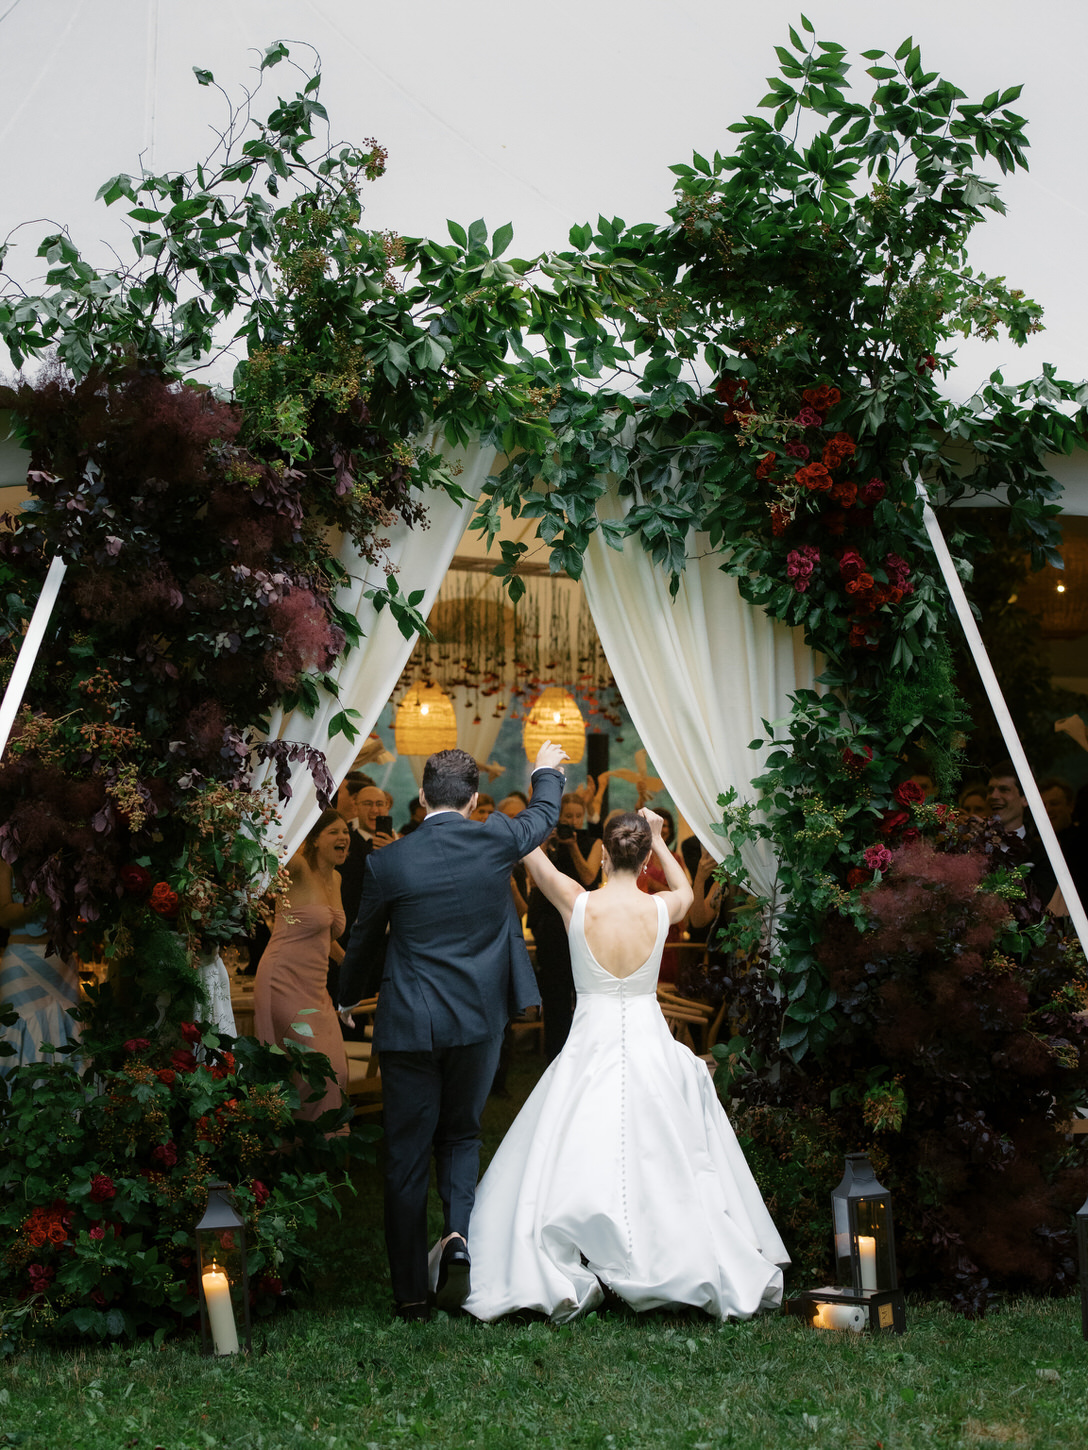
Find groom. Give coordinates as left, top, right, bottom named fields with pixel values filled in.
left=338, top=741, right=567, bottom=1320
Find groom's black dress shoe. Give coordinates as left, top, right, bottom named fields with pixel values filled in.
left=394, top=1300, right=433, bottom=1323
left=435, top=1238, right=471, bottom=1312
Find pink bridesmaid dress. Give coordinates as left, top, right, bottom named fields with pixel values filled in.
left=254, top=903, right=348, bottom=1125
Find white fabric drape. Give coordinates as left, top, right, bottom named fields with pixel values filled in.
left=253, top=438, right=495, bottom=858
left=583, top=487, right=815, bottom=898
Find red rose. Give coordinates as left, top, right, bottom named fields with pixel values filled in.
left=180, top=1022, right=202, bottom=1044
left=123, top=1037, right=150, bottom=1055
left=151, top=1141, right=178, bottom=1168
left=893, top=780, right=926, bottom=807
left=260, top=1274, right=284, bottom=1296
left=89, top=1174, right=116, bottom=1204
left=755, top=451, right=778, bottom=480
left=770, top=505, right=790, bottom=537
left=89, top=1225, right=105, bottom=1240
left=846, top=867, right=873, bottom=889
left=251, top=1180, right=270, bottom=1207
left=796, top=462, right=833, bottom=492
left=830, top=479, right=857, bottom=508
left=841, top=745, right=873, bottom=775
left=864, top=844, right=893, bottom=873
left=879, top=809, right=910, bottom=836
left=859, top=478, right=885, bottom=506
left=155, top=1069, right=176, bottom=1087
left=845, top=572, right=875, bottom=595
left=170, top=1048, right=197, bottom=1075
left=838, top=549, right=867, bottom=582
left=149, top=882, right=179, bottom=918
left=119, top=863, right=152, bottom=897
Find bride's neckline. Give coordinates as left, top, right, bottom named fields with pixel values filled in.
left=576, top=892, right=663, bottom=980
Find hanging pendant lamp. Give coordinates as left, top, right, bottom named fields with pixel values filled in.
left=394, top=681, right=458, bottom=757
left=523, top=687, right=585, bottom=764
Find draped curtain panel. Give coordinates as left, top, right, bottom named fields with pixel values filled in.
left=253, top=439, right=495, bottom=858
left=582, top=487, right=815, bottom=898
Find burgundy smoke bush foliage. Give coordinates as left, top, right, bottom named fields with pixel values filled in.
left=738, top=820, right=1088, bottom=1313
left=265, top=590, right=339, bottom=686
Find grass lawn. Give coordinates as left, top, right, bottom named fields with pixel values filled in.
left=3, top=1056, right=1086, bottom=1450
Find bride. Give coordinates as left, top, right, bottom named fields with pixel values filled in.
left=460, top=808, right=788, bottom=1323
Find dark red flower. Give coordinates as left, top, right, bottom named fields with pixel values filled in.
left=879, top=809, right=910, bottom=836
left=119, top=863, right=152, bottom=896
left=151, top=1141, right=178, bottom=1168
left=170, top=1048, right=197, bottom=1075
left=251, top=1179, right=270, bottom=1207
left=830, top=479, right=857, bottom=508
left=89, top=1224, right=105, bottom=1241
left=846, top=867, right=873, bottom=889
left=89, top=1174, right=116, bottom=1204
left=180, top=1021, right=202, bottom=1044
left=155, top=1068, right=177, bottom=1087
left=123, top=1037, right=150, bottom=1055
left=149, top=882, right=179, bottom=918
left=859, top=478, right=885, bottom=506
left=841, top=745, right=873, bottom=775
left=838, top=549, right=867, bottom=582
left=796, top=462, right=833, bottom=493
left=893, top=780, right=926, bottom=807
left=755, top=450, right=778, bottom=480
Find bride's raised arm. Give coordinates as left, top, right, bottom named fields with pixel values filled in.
left=522, top=846, right=585, bottom=929
left=639, top=809, right=694, bottom=925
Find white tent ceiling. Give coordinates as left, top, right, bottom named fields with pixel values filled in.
left=2, top=0, right=1086, bottom=402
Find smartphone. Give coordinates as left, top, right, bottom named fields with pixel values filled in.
left=375, top=814, right=393, bottom=836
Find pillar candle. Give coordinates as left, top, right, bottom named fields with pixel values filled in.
left=858, top=1235, right=878, bottom=1293
left=813, top=1302, right=866, bottom=1332
left=202, top=1263, right=240, bottom=1355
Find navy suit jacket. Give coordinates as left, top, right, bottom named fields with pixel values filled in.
left=338, top=768, right=564, bottom=1051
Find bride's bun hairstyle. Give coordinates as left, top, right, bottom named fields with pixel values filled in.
left=302, top=807, right=345, bottom=863
left=603, top=812, right=652, bottom=874
left=422, top=748, right=480, bottom=809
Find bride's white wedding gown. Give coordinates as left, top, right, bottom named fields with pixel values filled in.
left=462, top=893, right=788, bottom=1322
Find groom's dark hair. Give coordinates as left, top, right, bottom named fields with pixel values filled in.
left=422, top=748, right=479, bottom=809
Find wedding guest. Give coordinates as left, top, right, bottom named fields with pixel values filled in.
left=958, top=782, right=989, bottom=818
left=987, top=762, right=1028, bottom=836
left=400, top=799, right=426, bottom=835
left=254, top=809, right=351, bottom=1130
left=499, top=792, right=528, bottom=817
left=471, top=794, right=496, bottom=822
left=1031, top=775, right=1088, bottom=911
left=0, top=860, right=79, bottom=1072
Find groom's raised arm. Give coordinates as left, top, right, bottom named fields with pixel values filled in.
left=504, top=765, right=564, bottom=857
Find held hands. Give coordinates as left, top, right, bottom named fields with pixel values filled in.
left=533, top=739, right=570, bottom=774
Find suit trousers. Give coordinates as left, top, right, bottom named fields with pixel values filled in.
left=380, top=1032, right=504, bottom=1305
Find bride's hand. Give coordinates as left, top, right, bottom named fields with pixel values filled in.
left=639, top=807, right=664, bottom=840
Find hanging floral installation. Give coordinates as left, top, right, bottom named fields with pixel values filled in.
left=390, top=569, right=623, bottom=742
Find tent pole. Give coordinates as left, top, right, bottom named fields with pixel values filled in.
left=0, top=554, right=66, bottom=761
left=914, top=479, right=1088, bottom=954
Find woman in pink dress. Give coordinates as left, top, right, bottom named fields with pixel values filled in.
left=255, top=808, right=351, bottom=1128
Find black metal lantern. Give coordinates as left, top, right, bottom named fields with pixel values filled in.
left=784, top=1152, right=906, bottom=1334
left=832, top=1153, right=898, bottom=1296
left=1077, top=1192, right=1088, bottom=1340
left=195, top=1181, right=251, bottom=1356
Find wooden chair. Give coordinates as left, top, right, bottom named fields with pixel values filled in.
left=656, top=985, right=726, bottom=1057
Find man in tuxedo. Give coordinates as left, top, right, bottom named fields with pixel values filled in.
left=339, top=741, right=566, bottom=1321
